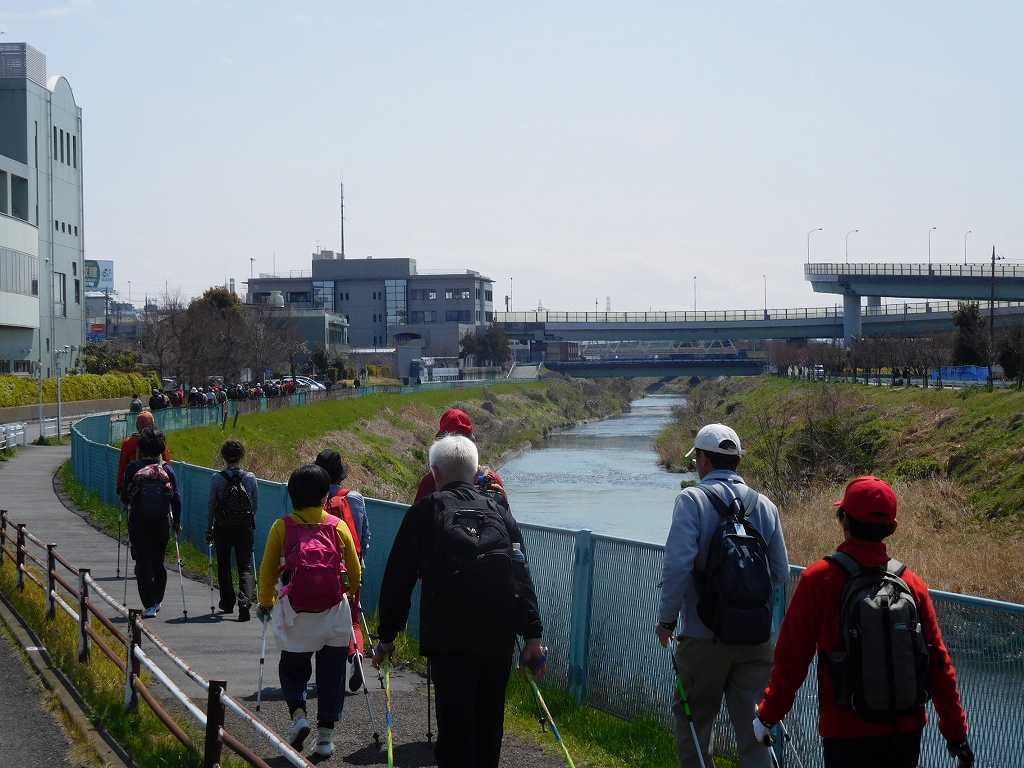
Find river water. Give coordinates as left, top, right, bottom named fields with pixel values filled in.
left=499, top=394, right=694, bottom=544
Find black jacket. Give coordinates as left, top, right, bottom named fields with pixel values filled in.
left=377, top=481, right=543, bottom=656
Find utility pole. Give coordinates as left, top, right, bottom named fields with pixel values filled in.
left=989, top=245, right=1004, bottom=389
left=249, top=256, right=255, bottom=279
left=339, top=179, right=345, bottom=258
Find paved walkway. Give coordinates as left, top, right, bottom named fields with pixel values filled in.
left=0, top=444, right=564, bottom=767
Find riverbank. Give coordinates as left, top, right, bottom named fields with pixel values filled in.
left=165, top=377, right=635, bottom=502
left=656, top=377, right=1024, bottom=602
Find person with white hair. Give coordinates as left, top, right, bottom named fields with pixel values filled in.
left=374, top=434, right=545, bottom=768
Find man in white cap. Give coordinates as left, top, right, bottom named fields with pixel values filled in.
left=656, top=423, right=789, bottom=768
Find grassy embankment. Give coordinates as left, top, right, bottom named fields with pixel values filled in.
left=165, top=377, right=635, bottom=501
left=657, top=377, right=1024, bottom=602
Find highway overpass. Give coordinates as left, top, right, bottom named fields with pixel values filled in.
left=496, top=300, right=1024, bottom=344
left=544, top=357, right=766, bottom=378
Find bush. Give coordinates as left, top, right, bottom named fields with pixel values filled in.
left=0, top=371, right=159, bottom=408
left=892, top=456, right=944, bottom=480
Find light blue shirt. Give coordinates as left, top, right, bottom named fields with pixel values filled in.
left=657, top=469, right=789, bottom=639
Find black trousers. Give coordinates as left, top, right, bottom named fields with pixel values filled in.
left=214, top=526, right=255, bottom=611
left=131, top=527, right=169, bottom=609
left=823, top=730, right=923, bottom=768
left=430, top=653, right=511, bottom=768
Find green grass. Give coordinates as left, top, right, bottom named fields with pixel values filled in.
left=0, top=446, right=15, bottom=461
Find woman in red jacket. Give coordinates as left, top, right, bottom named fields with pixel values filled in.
left=754, top=476, right=973, bottom=768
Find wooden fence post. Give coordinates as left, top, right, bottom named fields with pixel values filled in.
left=15, top=523, right=25, bottom=591
left=203, top=680, right=226, bottom=768
left=46, top=544, right=57, bottom=620
left=0, top=509, right=6, bottom=564
left=124, top=609, right=141, bottom=710
left=78, top=568, right=91, bottom=661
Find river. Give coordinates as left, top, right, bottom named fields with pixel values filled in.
left=499, top=394, right=694, bottom=544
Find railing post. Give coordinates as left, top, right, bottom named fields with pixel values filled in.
left=0, top=509, right=6, bottom=565
left=567, top=529, right=594, bottom=704
left=15, top=523, right=25, bottom=591
left=78, top=568, right=91, bottom=661
left=204, top=680, right=227, bottom=768
left=124, top=609, right=141, bottom=710
left=46, top=544, right=57, bottom=620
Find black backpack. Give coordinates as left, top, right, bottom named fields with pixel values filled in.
left=695, top=483, right=773, bottom=645
left=433, top=493, right=521, bottom=628
left=823, top=552, right=931, bottom=721
left=128, top=463, right=173, bottom=525
left=215, top=470, right=254, bottom=528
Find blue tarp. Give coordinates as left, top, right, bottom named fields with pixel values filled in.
left=931, top=365, right=988, bottom=381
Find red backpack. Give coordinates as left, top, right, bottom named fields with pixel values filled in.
left=326, top=489, right=362, bottom=557
left=279, top=515, right=346, bottom=612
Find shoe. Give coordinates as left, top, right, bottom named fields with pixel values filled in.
left=348, top=652, right=364, bottom=692
left=154, top=602, right=161, bottom=614
left=219, top=604, right=234, bottom=614
left=314, top=727, right=334, bottom=757
left=142, top=606, right=158, bottom=619
left=237, top=606, right=250, bottom=622
left=286, top=713, right=310, bottom=751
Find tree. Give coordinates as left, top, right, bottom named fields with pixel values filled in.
left=82, top=342, right=139, bottom=374
left=459, top=325, right=510, bottom=366
left=140, top=293, right=186, bottom=381
left=997, top=324, right=1024, bottom=388
left=952, top=302, right=987, bottom=365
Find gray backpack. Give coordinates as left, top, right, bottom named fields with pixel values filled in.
left=823, top=552, right=931, bottom=721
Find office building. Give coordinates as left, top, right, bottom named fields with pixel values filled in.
left=0, top=42, right=85, bottom=377
left=247, top=249, right=495, bottom=357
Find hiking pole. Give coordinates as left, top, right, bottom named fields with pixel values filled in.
left=256, top=619, right=268, bottom=712
left=169, top=513, right=188, bottom=621
left=670, top=641, right=707, bottom=768
left=116, top=506, right=123, bottom=579
left=519, top=663, right=576, bottom=768
left=777, top=719, right=806, bottom=768
left=383, top=656, right=394, bottom=768
left=362, top=611, right=385, bottom=690
left=426, top=658, right=433, bottom=743
left=359, top=667, right=381, bottom=749
left=207, top=542, right=216, bottom=616
left=251, top=551, right=259, bottom=606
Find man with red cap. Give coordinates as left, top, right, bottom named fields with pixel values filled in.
left=116, top=410, right=172, bottom=497
left=413, top=408, right=504, bottom=503
left=753, top=476, right=973, bottom=768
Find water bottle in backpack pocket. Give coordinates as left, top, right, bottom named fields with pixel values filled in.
left=279, top=515, right=347, bottom=613
left=823, top=553, right=931, bottom=722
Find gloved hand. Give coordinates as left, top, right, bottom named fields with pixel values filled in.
left=255, top=605, right=272, bottom=624
left=519, top=640, right=547, bottom=677
left=204, top=528, right=215, bottom=545
left=947, top=740, right=974, bottom=768
left=752, top=713, right=774, bottom=748
left=371, top=641, right=395, bottom=669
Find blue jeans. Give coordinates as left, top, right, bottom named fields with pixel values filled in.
left=279, top=644, right=347, bottom=728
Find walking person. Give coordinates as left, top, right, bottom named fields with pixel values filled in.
left=116, top=410, right=171, bottom=499
left=413, top=408, right=505, bottom=503
left=373, top=434, right=545, bottom=768
left=255, top=464, right=362, bottom=758
left=656, top=424, right=789, bottom=768
left=122, top=428, right=181, bottom=619
left=754, top=476, right=973, bottom=768
left=314, top=449, right=370, bottom=684
left=128, top=392, right=144, bottom=414
left=207, top=439, right=259, bottom=621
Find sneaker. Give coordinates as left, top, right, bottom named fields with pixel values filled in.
left=286, top=713, right=310, bottom=751
left=314, top=727, right=334, bottom=757
left=348, top=652, right=364, bottom=692
left=142, top=606, right=158, bottom=619
left=154, top=602, right=161, bottom=614
left=237, top=606, right=250, bottom=622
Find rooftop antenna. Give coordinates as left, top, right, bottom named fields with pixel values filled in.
left=339, top=177, right=346, bottom=259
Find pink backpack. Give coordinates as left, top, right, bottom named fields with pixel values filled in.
left=279, top=515, right=346, bottom=612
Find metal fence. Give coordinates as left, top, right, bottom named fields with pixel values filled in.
left=70, top=410, right=1024, bottom=768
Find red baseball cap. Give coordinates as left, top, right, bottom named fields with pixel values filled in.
left=834, top=475, right=898, bottom=525
left=437, top=408, right=474, bottom=438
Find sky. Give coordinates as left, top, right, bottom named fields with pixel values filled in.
left=3, top=0, right=1023, bottom=312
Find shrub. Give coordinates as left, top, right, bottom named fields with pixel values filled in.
left=0, top=371, right=159, bottom=408
left=892, top=456, right=944, bottom=481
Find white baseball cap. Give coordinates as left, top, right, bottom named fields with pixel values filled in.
left=685, top=423, right=744, bottom=458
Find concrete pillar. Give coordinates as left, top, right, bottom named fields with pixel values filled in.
left=843, top=292, right=862, bottom=343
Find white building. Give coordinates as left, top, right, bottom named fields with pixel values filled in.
left=0, top=42, right=85, bottom=377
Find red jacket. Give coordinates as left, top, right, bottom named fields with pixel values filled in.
left=758, top=539, right=968, bottom=742
left=116, top=435, right=172, bottom=494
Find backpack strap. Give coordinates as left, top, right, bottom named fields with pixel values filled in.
left=697, top=484, right=731, bottom=517
left=697, top=481, right=756, bottom=521
left=825, top=551, right=863, bottom=578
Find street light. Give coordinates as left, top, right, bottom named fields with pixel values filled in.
left=927, top=226, right=937, bottom=266
left=693, top=276, right=697, bottom=312
left=964, top=229, right=973, bottom=265
left=806, top=227, right=823, bottom=264
left=845, top=229, right=860, bottom=263
left=762, top=274, right=767, bottom=317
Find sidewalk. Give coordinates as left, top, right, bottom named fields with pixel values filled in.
left=0, top=444, right=564, bottom=767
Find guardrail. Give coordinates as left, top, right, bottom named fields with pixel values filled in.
left=806, top=261, right=1024, bottom=279
left=68, top=409, right=1024, bottom=767
left=0, top=422, right=27, bottom=450
left=495, top=300, right=1024, bottom=325
left=0, top=508, right=312, bottom=768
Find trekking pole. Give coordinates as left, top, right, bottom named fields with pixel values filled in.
left=251, top=551, right=259, bottom=606
left=519, top=663, right=576, bottom=768
left=207, top=542, right=216, bottom=616
left=669, top=641, right=707, bottom=768
left=255, top=619, right=268, bottom=712
left=777, top=719, right=806, bottom=768
left=383, top=656, right=394, bottom=768
left=116, top=506, right=123, bottom=579
left=169, top=513, right=188, bottom=621
left=362, top=611, right=385, bottom=690
left=426, top=658, right=433, bottom=743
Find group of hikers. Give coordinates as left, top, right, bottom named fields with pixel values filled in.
left=113, top=404, right=974, bottom=767
left=130, top=380, right=312, bottom=416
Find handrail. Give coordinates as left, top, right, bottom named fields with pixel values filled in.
left=135, top=646, right=208, bottom=726
left=805, top=261, right=1024, bottom=278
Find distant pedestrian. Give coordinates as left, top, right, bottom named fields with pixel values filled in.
left=148, top=387, right=165, bottom=411
left=256, top=464, right=362, bottom=758
left=207, top=439, right=259, bottom=621
left=116, top=411, right=171, bottom=498
left=656, top=423, right=789, bottom=768
left=413, top=408, right=504, bottom=503
left=374, top=434, right=545, bottom=768
left=755, top=477, right=973, bottom=768
left=129, top=393, right=144, bottom=414
left=122, top=428, right=180, bottom=618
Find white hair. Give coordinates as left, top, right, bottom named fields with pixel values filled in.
left=429, top=434, right=479, bottom=486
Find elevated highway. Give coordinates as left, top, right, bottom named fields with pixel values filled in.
left=544, top=356, right=766, bottom=378
left=496, top=300, right=1024, bottom=344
